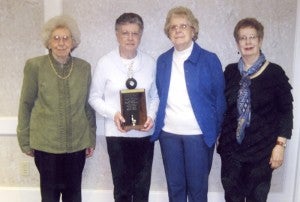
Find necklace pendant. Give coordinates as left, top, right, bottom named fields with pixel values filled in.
left=125, top=60, right=137, bottom=89
left=126, top=78, right=137, bottom=89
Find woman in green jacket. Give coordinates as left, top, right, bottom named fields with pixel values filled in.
left=17, top=15, right=96, bottom=202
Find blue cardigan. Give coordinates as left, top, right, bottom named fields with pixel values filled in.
left=151, top=43, right=226, bottom=147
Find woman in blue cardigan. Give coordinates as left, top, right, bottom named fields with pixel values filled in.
left=151, top=6, right=226, bottom=202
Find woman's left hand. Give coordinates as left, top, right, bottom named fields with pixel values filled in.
left=86, top=147, right=95, bottom=158
left=140, top=116, right=154, bottom=132
left=269, top=145, right=285, bottom=169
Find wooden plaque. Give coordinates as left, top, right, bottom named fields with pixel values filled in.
left=120, top=88, right=147, bottom=131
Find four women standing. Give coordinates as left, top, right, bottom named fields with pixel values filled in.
left=16, top=7, right=294, bottom=202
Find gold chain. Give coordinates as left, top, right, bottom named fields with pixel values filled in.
left=48, top=55, right=73, bottom=79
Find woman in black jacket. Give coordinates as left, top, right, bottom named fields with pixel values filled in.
left=217, top=18, right=293, bottom=202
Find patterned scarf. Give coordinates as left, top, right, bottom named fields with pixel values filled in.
left=236, top=52, right=266, bottom=144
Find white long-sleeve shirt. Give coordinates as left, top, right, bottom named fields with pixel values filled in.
left=163, top=43, right=203, bottom=135
left=89, top=48, right=159, bottom=137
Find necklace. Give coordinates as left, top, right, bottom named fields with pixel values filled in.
left=125, top=60, right=137, bottom=89
left=127, top=60, right=134, bottom=78
left=48, top=55, right=73, bottom=79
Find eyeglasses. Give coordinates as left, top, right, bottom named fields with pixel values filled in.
left=119, top=31, right=141, bottom=38
left=238, top=35, right=258, bottom=43
left=169, top=24, right=191, bottom=32
left=52, top=35, right=72, bottom=43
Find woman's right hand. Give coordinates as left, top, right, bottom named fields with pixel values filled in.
left=114, top=112, right=127, bottom=133
left=25, top=150, right=34, bottom=157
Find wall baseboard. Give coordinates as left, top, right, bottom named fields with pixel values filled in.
left=0, top=188, right=168, bottom=202
left=0, top=187, right=289, bottom=202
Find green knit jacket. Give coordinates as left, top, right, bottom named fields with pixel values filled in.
left=17, top=54, right=96, bottom=154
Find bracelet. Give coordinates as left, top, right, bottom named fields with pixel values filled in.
left=276, top=141, right=287, bottom=148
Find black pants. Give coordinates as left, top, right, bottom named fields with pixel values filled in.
left=34, top=150, right=86, bottom=202
left=220, top=155, right=273, bottom=202
left=106, top=136, right=154, bottom=202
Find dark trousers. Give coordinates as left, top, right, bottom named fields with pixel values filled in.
left=220, top=155, right=273, bottom=202
left=106, top=136, right=154, bottom=202
left=34, top=150, right=86, bottom=202
left=159, top=131, right=214, bottom=202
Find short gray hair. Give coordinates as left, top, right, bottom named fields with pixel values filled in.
left=41, top=15, right=81, bottom=50
left=115, top=13, right=144, bottom=32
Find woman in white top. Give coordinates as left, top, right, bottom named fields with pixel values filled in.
left=89, top=13, right=159, bottom=202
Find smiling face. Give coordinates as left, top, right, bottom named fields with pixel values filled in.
left=116, top=23, right=142, bottom=59
left=237, top=27, right=262, bottom=60
left=168, top=15, right=194, bottom=51
left=48, top=27, right=73, bottom=63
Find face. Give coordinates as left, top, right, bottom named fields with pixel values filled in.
left=168, top=15, right=194, bottom=51
left=237, top=27, right=262, bottom=59
left=48, top=27, right=73, bottom=60
left=116, top=23, right=142, bottom=58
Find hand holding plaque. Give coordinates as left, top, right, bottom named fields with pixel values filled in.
left=120, top=88, right=147, bottom=131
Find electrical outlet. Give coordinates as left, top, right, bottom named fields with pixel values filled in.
left=20, top=161, right=30, bottom=176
